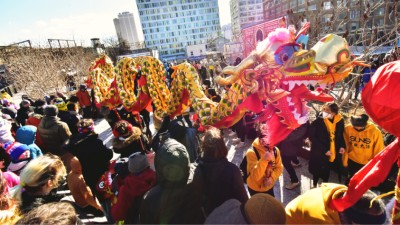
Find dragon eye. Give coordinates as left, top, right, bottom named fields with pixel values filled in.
left=281, top=53, right=289, bottom=62
left=274, top=44, right=298, bottom=65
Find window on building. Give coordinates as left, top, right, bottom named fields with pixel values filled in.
left=308, top=4, right=316, bottom=10
left=323, top=1, right=331, bottom=10
left=191, top=51, right=194, bottom=56
left=375, top=18, right=384, bottom=26
left=338, top=12, right=346, bottom=19
left=375, top=7, right=384, bottom=16
left=351, top=22, right=358, bottom=30
left=350, top=10, right=360, bottom=19
left=322, top=14, right=332, bottom=22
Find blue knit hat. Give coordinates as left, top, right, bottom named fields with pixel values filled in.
left=4, top=142, right=29, bottom=162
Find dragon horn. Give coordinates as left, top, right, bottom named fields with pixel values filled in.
left=218, top=54, right=258, bottom=86
left=295, top=22, right=310, bottom=40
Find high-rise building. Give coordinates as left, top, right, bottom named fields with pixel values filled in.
left=135, top=0, right=221, bottom=61
left=221, top=24, right=233, bottom=41
left=230, top=0, right=264, bottom=40
left=263, top=0, right=398, bottom=46
left=113, top=11, right=145, bottom=50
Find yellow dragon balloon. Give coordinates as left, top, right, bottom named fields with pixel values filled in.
left=87, top=23, right=361, bottom=145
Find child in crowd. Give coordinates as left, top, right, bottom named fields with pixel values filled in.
left=111, top=152, right=156, bottom=224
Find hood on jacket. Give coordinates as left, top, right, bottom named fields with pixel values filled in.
left=155, top=138, right=190, bottom=189
left=351, top=122, right=375, bottom=132
left=16, top=125, right=37, bottom=145
left=320, top=183, right=347, bottom=208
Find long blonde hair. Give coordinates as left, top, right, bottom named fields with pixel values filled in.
left=11, top=154, right=66, bottom=202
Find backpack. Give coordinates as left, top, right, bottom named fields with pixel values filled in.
left=239, top=146, right=277, bottom=183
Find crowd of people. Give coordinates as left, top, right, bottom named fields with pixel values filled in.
left=0, top=55, right=396, bottom=224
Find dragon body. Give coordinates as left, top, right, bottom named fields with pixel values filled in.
left=88, top=23, right=358, bottom=145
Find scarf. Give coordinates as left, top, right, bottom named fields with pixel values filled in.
left=323, top=114, right=342, bottom=162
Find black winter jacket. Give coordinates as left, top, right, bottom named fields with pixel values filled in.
left=197, top=158, right=248, bottom=215
left=308, top=115, right=346, bottom=175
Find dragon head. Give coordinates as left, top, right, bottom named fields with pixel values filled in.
left=281, top=33, right=353, bottom=89
left=250, top=32, right=356, bottom=145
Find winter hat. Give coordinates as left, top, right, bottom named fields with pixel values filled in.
left=33, top=99, right=46, bottom=108
left=3, top=142, right=29, bottom=162
left=244, top=193, right=286, bottom=224
left=4, top=142, right=30, bottom=174
left=44, top=105, right=59, bottom=117
left=128, top=152, right=149, bottom=174
left=77, top=119, right=95, bottom=134
left=113, top=120, right=141, bottom=139
left=350, top=114, right=369, bottom=127
left=54, top=98, right=67, bottom=111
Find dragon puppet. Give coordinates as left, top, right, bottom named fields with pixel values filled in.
left=87, top=22, right=360, bottom=145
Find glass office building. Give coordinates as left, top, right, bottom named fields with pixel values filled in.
left=136, top=0, right=221, bottom=61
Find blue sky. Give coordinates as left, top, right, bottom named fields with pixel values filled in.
left=0, top=0, right=231, bottom=46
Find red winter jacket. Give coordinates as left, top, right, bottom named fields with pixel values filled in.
left=26, top=114, right=44, bottom=148
left=111, top=169, right=156, bottom=223
left=76, top=90, right=91, bottom=107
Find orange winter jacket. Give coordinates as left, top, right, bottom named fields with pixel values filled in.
left=246, top=138, right=283, bottom=192
left=67, top=157, right=102, bottom=210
